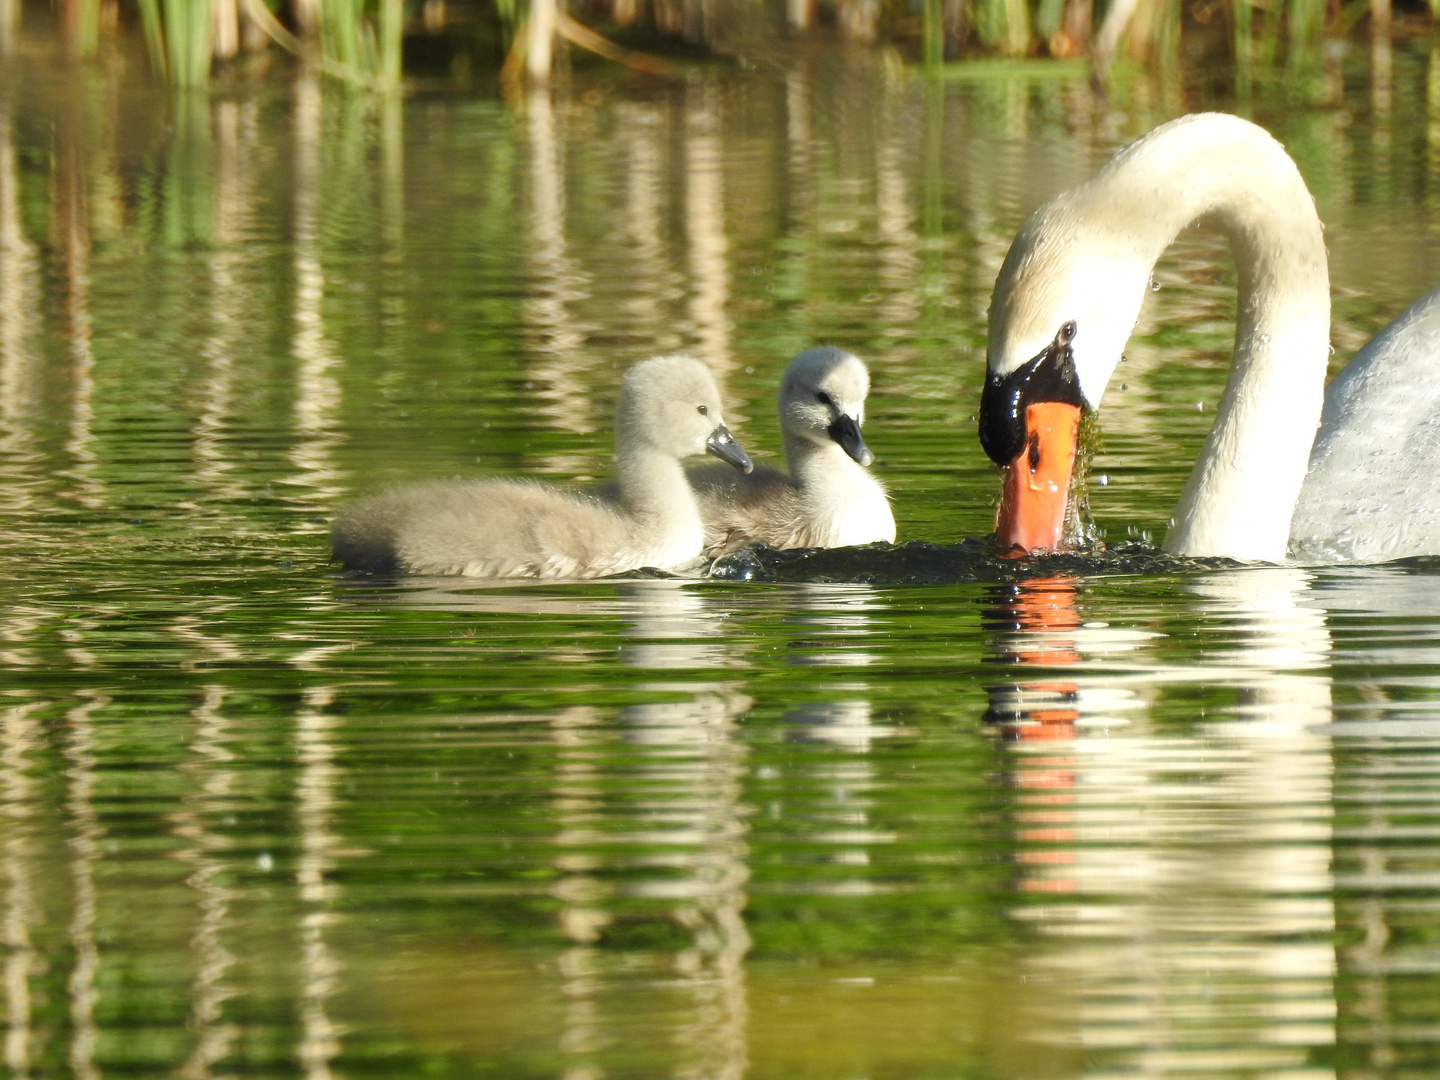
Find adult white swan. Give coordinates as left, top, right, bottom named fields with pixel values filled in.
left=979, top=111, right=1440, bottom=564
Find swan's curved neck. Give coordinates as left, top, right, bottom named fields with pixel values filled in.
left=988, top=114, right=1330, bottom=560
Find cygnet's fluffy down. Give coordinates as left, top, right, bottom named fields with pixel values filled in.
left=688, top=347, right=895, bottom=556
left=331, top=355, right=752, bottom=577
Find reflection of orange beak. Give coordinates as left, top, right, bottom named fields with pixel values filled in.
left=995, top=402, right=1081, bottom=555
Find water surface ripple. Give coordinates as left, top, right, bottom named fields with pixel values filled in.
left=4, top=42, right=1440, bottom=1079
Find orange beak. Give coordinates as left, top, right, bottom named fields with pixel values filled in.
left=994, top=402, right=1081, bottom=555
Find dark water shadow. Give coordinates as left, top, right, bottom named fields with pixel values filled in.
left=704, top=538, right=1240, bottom=585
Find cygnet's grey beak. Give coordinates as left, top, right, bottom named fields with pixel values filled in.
left=706, top=424, right=753, bottom=473
left=827, top=414, right=874, bottom=466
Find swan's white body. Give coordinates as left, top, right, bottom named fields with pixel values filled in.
left=689, top=348, right=895, bottom=556
left=1290, top=283, right=1440, bottom=562
left=331, top=355, right=749, bottom=578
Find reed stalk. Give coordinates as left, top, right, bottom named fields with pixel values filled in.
left=320, top=0, right=364, bottom=76
left=320, top=0, right=404, bottom=90
left=1035, top=0, right=1066, bottom=45
left=1056, top=0, right=1090, bottom=54
left=1232, top=0, right=1252, bottom=66
left=0, top=0, right=16, bottom=57
left=1287, top=0, right=1323, bottom=67
left=1156, top=0, right=1181, bottom=82
left=379, top=0, right=403, bottom=86
left=172, top=0, right=213, bottom=84
left=970, top=0, right=1001, bottom=49
left=527, top=0, right=558, bottom=82
left=1255, top=0, right=1283, bottom=65
left=1001, top=0, right=1030, bottom=54
left=136, top=0, right=213, bottom=85
left=61, top=0, right=103, bottom=60
left=136, top=0, right=215, bottom=85
left=923, top=0, right=944, bottom=69
left=213, top=0, right=239, bottom=60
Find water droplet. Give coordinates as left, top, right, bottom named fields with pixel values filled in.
left=1097, top=475, right=1109, bottom=486
left=1149, top=278, right=1161, bottom=292
left=1196, top=402, right=1204, bottom=411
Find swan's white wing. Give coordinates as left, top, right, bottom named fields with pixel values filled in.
left=1290, top=283, right=1440, bottom=564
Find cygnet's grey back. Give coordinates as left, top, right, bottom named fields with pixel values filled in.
left=332, top=354, right=750, bottom=577
left=691, top=347, right=895, bottom=556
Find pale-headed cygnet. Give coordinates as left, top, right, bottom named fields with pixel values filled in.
left=689, top=347, right=895, bottom=556
left=331, top=355, right=753, bottom=578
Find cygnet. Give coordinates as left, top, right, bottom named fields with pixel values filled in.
left=331, top=355, right=753, bottom=577
left=689, top=347, right=895, bottom=555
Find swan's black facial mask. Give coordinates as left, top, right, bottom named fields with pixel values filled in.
left=979, top=321, right=1085, bottom=467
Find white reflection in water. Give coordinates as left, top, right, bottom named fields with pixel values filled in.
left=379, top=94, right=403, bottom=258
left=875, top=102, right=920, bottom=332
left=780, top=586, right=896, bottom=888
left=170, top=607, right=245, bottom=670
left=684, top=82, right=733, bottom=377
left=1373, top=18, right=1394, bottom=118
left=546, top=581, right=751, bottom=1080
left=786, top=698, right=896, bottom=752
left=1, top=700, right=41, bottom=1078
left=782, top=69, right=815, bottom=316
left=785, top=583, right=883, bottom=668
left=991, top=568, right=1337, bottom=1077
left=1313, top=568, right=1440, bottom=696
left=0, top=100, right=44, bottom=516
left=55, top=104, right=104, bottom=513
left=64, top=692, right=108, bottom=1080
left=296, top=685, right=343, bottom=1080
left=285, top=76, right=346, bottom=515
left=618, top=580, right=730, bottom=669
left=525, top=87, right=598, bottom=462
left=174, top=687, right=239, bottom=1080
left=1297, top=565, right=1440, bottom=1062
left=0, top=607, right=44, bottom=669
left=186, top=100, right=257, bottom=516
left=788, top=698, right=892, bottom=885
left=780, top=586, right=893, bottom=744
left=616, top=102, right=683, bottom=356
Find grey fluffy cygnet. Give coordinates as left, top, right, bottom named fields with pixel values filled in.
left=331, top=355, right=752, bottom=578
left=689, top=347, right=895, bottom=556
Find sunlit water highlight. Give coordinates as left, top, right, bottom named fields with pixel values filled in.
left=3, top=36, right=1440, bottom=1079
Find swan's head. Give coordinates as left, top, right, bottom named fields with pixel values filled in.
left=979, top=322, right=1086, bottom=554
left=778, top=347, right=875, bottom=466
left=619, top=355, right=753, bottom=472
left=986, top=192, right=1154, bottom=407
left=979, top=190, right=1152, bottom=554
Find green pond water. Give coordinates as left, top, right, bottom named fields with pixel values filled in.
left=5, top=36, right=1440, bottom=1079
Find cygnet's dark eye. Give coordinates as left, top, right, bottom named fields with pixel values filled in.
left=697, top=404, right=708, bottom=416
left=816, top=392, right=832, bottom=407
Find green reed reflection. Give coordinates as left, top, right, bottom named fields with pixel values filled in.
left=5, top=42, right=1440, bottom=1080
